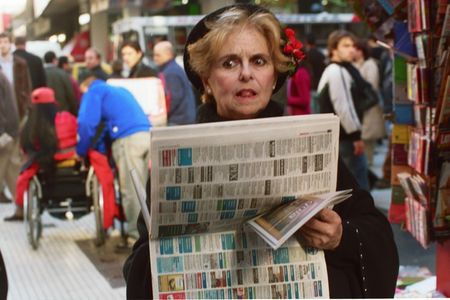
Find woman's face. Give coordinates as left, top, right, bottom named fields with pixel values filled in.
left=121, top=46, right=142, bottom=68
left=203, top=27, right=276, bottom=120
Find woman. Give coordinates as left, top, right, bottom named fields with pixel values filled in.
left=123, top=4, right=399, bottom=299
left=353, top=39, right=386, bottom=166
left=4, top=87, right=77, bottom=221
left=120, top=41, right=157, bottom=78
left=287, top=61, right=311, bottom=115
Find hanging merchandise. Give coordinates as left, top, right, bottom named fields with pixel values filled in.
left=358, top=0, right=450, bottom=297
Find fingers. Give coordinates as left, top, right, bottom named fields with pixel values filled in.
left=295, top=209, right=343, bottom=250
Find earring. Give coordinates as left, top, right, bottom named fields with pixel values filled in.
left=206, top=87, right=212, bottom=94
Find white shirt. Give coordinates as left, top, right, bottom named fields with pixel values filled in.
left=0, top=54, right=14, bottom=85
left=317, top=63, right=361, bottom=134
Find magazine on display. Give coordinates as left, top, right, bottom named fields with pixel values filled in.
left=143, top=113, right=343, bottom=299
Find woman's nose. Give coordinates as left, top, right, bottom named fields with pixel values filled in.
left=239, top=62, right=253, bottom=81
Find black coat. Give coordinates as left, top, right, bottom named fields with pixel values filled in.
left=129, top=59, right=157, bottom=78
left=0, top=71, right=19, bottom=139
left=0, top=249, right=7, bottom=300
left=89, top=65, right=109, bottom=81
left=14, top=49, right=46, bottom=90
left=305, top=47, right=326, bottom=91
left=123, top=101, right=399, bottom=299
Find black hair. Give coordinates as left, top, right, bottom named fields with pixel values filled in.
left=121, top=40, right=142, bottom=53
left=44, top=51, right=57, bottom=63
left=58, top=56, right=69, bottom=69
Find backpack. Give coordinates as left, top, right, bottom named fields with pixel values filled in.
left=54, top=111, right=77, bottom=161
left=339, top=62, right=380, bottom=120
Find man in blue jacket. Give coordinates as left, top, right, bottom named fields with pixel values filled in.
left=77, top=77, right=151, bottom=241
left=153, top=41, right=196, bottom=125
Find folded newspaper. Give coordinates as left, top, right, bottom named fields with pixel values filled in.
left=142, top=113, right=343, bottom=299
left=247, top=189, right=352, bottom=250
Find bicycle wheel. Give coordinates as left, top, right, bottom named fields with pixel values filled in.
left=92, top=175, right=105, bottom=246
left=24, top=179, right=42, bottom=250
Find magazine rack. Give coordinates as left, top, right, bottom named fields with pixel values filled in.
left=355, top=0, right=450, bottom=296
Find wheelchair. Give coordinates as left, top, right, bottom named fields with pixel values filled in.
left=23, top=159, right=105, bottom=250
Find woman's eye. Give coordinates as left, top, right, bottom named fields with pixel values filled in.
left=222, top=58, right=238, bottom=69
left=253, top=56, right=268, bottom=66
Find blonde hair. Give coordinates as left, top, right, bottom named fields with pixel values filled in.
left=187, top=7, right=290, bottom=103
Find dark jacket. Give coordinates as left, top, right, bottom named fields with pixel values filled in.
left=160, top=59, right=196, bottom=125
left=14, top=49, right=46, bottom=89
left=44, top=65, right=78, bottom=116
left=306, top=47, right=326, bottom=91
left=0, top=249, right=7, bottom=300
left=0, top=71, right=19, bottom=139
left=89, top=65, right=109, bottom=81
left=13, top=55, right=32, bottom=120
left=123, top=101, right=398, bottom=299
left=129, top=59, right=157, bottom=78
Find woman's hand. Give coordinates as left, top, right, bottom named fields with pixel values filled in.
left=295, top=208, right=342, bottom=250
left=353, top=140, right=365, bottom=156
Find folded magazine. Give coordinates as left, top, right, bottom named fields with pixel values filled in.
left=247, top=190, right=352, bottom=250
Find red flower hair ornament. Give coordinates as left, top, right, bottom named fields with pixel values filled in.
left=282, top=27, right=306, bottom=76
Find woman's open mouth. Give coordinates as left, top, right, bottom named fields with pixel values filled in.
left=236, top=89, right=257, bottom=101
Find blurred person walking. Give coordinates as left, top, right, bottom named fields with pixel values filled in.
left=13, top=36, right=46, bottom=90
left=305, top=34, right=326, bottom=113
left=317, top=30, right=370, bottom=190
left=77, top=76, right=151, bottom=243
left=0, top=70, right=21, bottom=209
left=353, top=39, right=386, bottom=167
left=368, top=35, right=395, bottom=189
left=0, top=32, right=32, bottom=121
left=110, top=59, right=124, bottom=79
left=43, top=51, right=78, bottom=115
left=0, top=32, right=31, bottom=203
left=368, top=34, right=394, bottom=114
left=84, top=48, right=109, bottom=81
left=58, top=56, right=82, bottom=102
left=121, top=41, right=157, bottom=78
left=153, top=41, right=196, bottom=125
left=286, top=61, right=311, bottom=115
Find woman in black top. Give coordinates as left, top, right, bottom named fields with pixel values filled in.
left=120, top=41, right=157, bottom=78
left=123, top=4, right=399, bottom=299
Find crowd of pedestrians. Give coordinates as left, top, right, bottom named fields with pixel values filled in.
left=284, top=29, right=393, bottom=191
left=0, top=33, right=198, bottom=247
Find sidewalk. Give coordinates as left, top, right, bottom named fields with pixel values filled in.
left=0, top=205, right=126, bottom=300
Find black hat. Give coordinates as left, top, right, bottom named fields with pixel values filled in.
left=183, top=4, right=288, bottom=94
